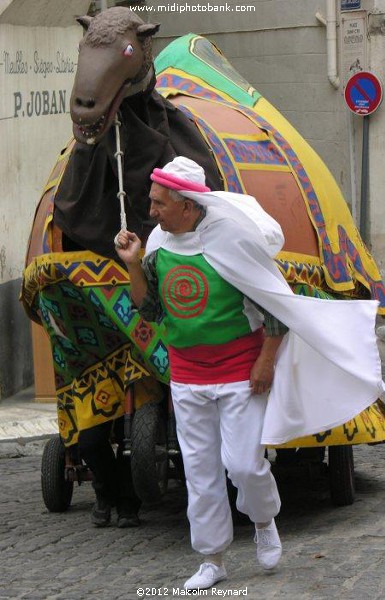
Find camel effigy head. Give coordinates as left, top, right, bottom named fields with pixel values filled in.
left=70, top=7, right=160, bottom=145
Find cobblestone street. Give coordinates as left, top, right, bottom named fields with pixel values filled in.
left=1, top=443, right=385, bottom=600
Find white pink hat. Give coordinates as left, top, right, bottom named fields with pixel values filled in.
left=150, top=156, right=211, bottom=193
left=149, top=155, right=284, bottom=258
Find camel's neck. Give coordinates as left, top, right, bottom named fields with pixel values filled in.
left=121, top=65, right=156, bottom=100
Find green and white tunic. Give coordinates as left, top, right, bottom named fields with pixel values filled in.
left=140, top=247, right=286, bottom=383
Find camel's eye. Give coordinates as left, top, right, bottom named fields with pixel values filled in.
left=123, top=44, right=134, bottom=56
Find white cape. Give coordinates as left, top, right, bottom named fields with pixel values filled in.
left=146, top=191, right=385, bottom=445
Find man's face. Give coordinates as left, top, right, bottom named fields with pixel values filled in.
left=149, top=183, right=188, bottom=233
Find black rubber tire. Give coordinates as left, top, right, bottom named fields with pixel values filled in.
left=328, top=445, right=355, bottom=506
left=131, top=402, right=168, bottom=504
left=41, top=435, right=73, bottom=512
left=170, top=453, right=185, bottom=484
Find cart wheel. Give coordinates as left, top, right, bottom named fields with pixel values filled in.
left=131, top=402, right=168, bottom=505
left=328, top=445, right=355, bottom=506
left=41, top=435, right=74, bottom=512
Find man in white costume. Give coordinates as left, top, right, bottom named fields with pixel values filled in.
left=115, top=156, right=384, bottom=591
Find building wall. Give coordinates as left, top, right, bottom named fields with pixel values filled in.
left=0, top=0, right=90, bottom=399
left=367, top=0, right=385, bottom=277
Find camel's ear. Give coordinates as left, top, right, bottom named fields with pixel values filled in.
left=137, top=23, right=160, bottom=37
left=76, top=15, right=93, bottom=31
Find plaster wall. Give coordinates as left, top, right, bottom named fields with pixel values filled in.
left=364, top=0, right=385, bottom=278
left=0, top=0, right=89, bottom=398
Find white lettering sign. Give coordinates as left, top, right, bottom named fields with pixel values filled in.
left=0, top=47, right=76, bottom=119
left=340, top=10, right=367, bottom=87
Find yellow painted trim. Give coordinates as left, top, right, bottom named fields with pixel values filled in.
left=269, top=401, right=385, bottom=448
left=221, top=131, right=268, bottom=142
left=42, top=178, right=60, bottom=194
left=236, top=163, right=291, bottom=173
left=276, top=252, right=322, bottom=265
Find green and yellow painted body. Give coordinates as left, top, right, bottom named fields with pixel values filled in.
left=22, top=34, right=385, bottom=447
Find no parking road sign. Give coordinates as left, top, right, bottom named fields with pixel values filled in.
left=344, top=71, right=383, bottom=115
left=345, top=72, right=383, bottom=244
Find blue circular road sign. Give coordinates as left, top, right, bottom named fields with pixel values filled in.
left=344, top=71, right=383, bottom=115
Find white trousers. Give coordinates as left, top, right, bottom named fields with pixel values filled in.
left=171, top=380, right=281, bottom=555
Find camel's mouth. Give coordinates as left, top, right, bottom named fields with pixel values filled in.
left=72, top=85, right=128, bottom=145
left=76, top=115, right=106, bottom=143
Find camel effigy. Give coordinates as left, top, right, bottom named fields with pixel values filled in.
left=22, top=7, right=385, bottom=483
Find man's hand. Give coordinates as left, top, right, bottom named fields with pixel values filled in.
left=249, top=334, right=284, bottom=395
left=249, top=354, right=275, bottom=395
left=114, top=230, right=149, bottom=307
left=115, top=230, right=142, bottom=267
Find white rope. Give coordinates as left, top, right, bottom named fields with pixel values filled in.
left=114, top=115, right=127, bottom=231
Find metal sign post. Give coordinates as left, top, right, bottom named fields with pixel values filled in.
left=359, top=115, right=369, bottom=242
left=344, top=71, right=383, bottom=243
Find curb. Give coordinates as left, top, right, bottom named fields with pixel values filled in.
left=0, top=435, right=53, bottom=459
left=0, top=417, right=58, bottom=442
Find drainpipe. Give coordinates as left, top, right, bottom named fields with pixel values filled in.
left=317, top=4, right=358, bottom=228
left=316, top=0, right=340, bottom=89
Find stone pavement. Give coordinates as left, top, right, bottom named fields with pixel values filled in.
left=1, top=443, right=385, bottom=599
left=0, top=326, right=384, bottom=598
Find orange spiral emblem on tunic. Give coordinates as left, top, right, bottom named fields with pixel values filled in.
left=162, top=265, right=209, bottom=318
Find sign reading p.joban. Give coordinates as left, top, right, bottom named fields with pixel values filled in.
left=344, top=71, right=383, bottom=115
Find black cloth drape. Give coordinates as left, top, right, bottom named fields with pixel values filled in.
left=54, top=79, right=222, bottom=259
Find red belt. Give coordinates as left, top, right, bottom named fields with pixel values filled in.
left=169, top=328, right=264, bottom=384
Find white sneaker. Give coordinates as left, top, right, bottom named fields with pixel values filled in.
left=183, top=562, right=227, bottom=590
left=254, top=519, right=282, bottom=570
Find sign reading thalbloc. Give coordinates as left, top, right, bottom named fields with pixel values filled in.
left=344, top=71, right=383, bottom=115
left=341, top=0, right=361, bottom=9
